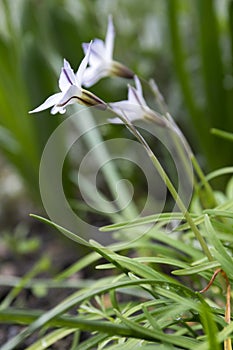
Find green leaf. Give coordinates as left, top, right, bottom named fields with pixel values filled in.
left=203, top=209, right=233, bottom=219
left=73, top=333, right=108, bottom=350
left=30, top=214, right=91, bottom=247
left=25, top=328, right=77, bottom=350
left=0, top=278, right=169, bottom=350
left=97, top=256, right=188, bottom=271
left=148, top=229, right=203, bottom=260
left=115, top=309, right=199, bottom=348
left=198, top=300, right=221, bottom=350
left=172, top=261, right=220, bottom=276
left=99, top=212, right=189, bottom=232
left=211, top=129, right=233, bottom=142
left=205, top=168, right=233, bottom=182
left=204, top=215, right=233, bottom=277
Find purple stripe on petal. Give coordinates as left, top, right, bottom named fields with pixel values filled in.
left=63, top=68, right=74, bottom=85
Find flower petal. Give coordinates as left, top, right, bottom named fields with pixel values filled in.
left=134, top=75, right=143, bottom=96
left=127, top=76, right=146, bottom=106
left=76, top=41, right=92, bottom=86
left=105, top=15, right=115, bottom=61
left=51, top=105, right=66, bottom=115
left=128, top=86, right=144, bottom=107
left=108, top=117, right=124, bottom=124
left=56, top=85, right=82, bottom=108
left=110, top=101, right=144, bottom=122
left=59, top=59, right=77, bottom=92
left=29, top=92, right=62, bottom=114
left=82, top=39, right=106, bottom=66
left=82, top=65, right=108, bottom=88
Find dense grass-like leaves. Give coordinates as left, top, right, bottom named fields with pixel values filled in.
left=1, top=2, right=233, bottom=349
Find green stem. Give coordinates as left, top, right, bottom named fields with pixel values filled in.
left=148, top=78, right=217, bottom=209
left=0, top=308, right=152, bottom=341
left=191, top=155, right=217, bottom=208
left=110, top=107, right=213, bottom=261
left=148, top=152, right=213, bottom=261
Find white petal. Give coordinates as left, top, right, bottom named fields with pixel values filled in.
left=56, top=85, right=81, bottom=107
left=59, top=59, right=77, bottom=92
left=128, top=85, right=138, bottom=104
left=63, top=58, right=71, bottom=70
left=108, top=117, right=124, bottom=124
left=82, top=64, right=108, bottom=88
left=110, top=101, right=144, bottom=122
left=105, top=15, right=115, bottom=61
left=128, top=85, right=147, bottom=107
left=29, top=93, right=62, bottom=113
left=76, top=41, right=92, bottom=86
left=82, top=42, right=89, bottom=55
left=51, top=105, right=66, bottom=115
left=127, top=76, right=146, bottom=106
left=134, top=75, right=143, bottom=96
left=110, top=100, right=132, bottom=111
left=82, top=40, right=105, bottom=66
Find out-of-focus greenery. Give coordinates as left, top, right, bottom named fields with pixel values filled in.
left=1, top=1, right=233, bottom=348
left=1, top=168, right=233, bottom=348
left=0, top=0, right=232, bottom=203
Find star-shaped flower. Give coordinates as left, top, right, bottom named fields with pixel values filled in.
left=109, top=75, right=167, bottom=127
left=29, top=43, right=106, bottom=115
left=82, top=16, right=133, bottom=87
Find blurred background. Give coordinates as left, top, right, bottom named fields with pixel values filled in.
left=0, top=0, right=232, bottom=262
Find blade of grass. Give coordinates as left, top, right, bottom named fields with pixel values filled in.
left=172, top=260, right=220, bottom=276
left=211, top=129, right=233, bottom=142
left=115, top=309, right=199, bottom=348
left=0, top=278, right=174, bottom=350
left=99, top=212, right=196, bottom=232
left=73, top=333, right=108, bottom=350
left=198, top=300, right=221, bottom=350
left=25, top=328, right=77, bottom=350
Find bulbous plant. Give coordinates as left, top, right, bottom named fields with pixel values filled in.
left=1, top=15, right=233, bottom=350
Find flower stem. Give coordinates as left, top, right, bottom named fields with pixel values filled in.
left=191, top=155, right=217, bottom=208
left=148, top=152, right=213, bottom=261
left=148, top=78, right=217, bottom=209
left=109, top=106, right=213, bottom=261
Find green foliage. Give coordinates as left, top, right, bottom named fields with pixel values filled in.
left=1, top=223, right=41, bottom=255
left=1, top=172, right=233, bottom=348
left=167, top=0, right=233, bottom=170
left=1, top=1, right=233, bottom=349
left=0, top=0, right=232, bottom=206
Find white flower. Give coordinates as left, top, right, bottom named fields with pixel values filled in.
left=109, top=76, right=167, bottom=127
left=29, top=43, right=106, bottom=115
left=82, top=16, right=133, bottom=87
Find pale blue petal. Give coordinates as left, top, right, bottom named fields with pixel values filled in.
left=128, top=85, right=147, bottom=107
left=29, top=92, right=62, bottom=114
left=108, top=117, right=124, bottom=124
left=57, top=85, right=81, bottom=106
left=134, top=75, right=143, bottom=96
left=83, top=40, right=106, bottom=66
left=82, top=65, right=108, bottom=88
left=105, top=15, right=115, bottom=60
left=76, top=41, right=92, bottom=86
left=110, top=101, right=144, bottom=122
left=59, top=59, right=77, bottom=92
left=51, top=105, right=66, bottom=115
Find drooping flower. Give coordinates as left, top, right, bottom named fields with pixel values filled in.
left=109, top=75, right=167, bottom=127
left=29, top=43, right=106, bottom=115
left=82, top=16, right=133, bottom=87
